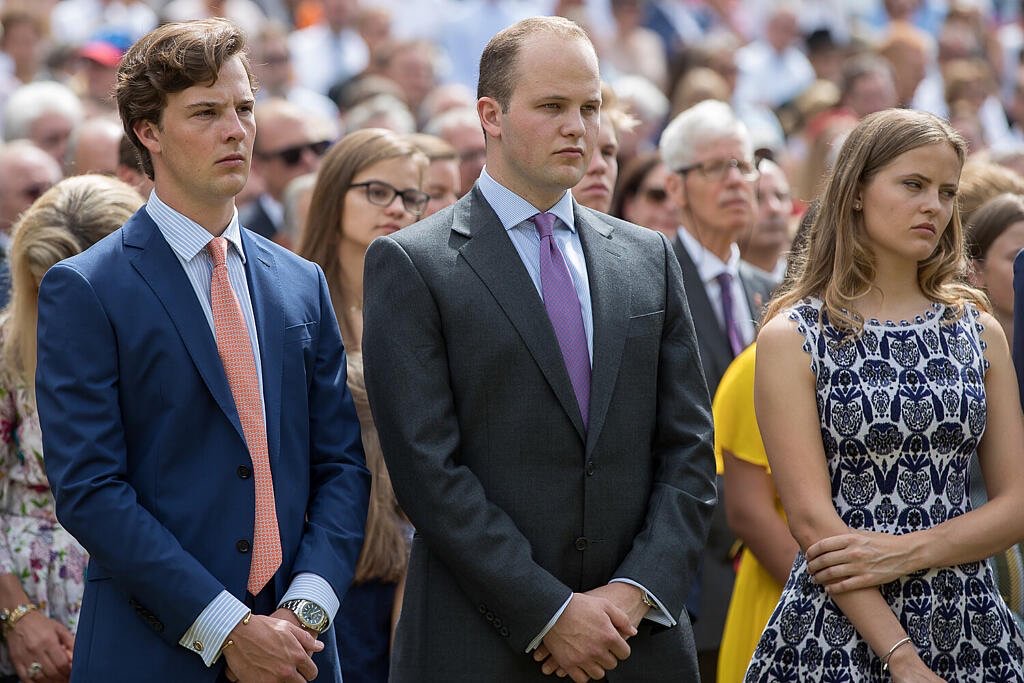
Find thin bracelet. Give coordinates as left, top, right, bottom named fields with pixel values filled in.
left=881, top=636, right=914, bottom=672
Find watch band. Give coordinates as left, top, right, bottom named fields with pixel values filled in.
left=282, top=599, right=328, bottom=633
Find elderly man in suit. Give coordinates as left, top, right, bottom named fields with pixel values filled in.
left=660, top=98, right=776, bottom=681
left=35, top=19, right=369, bottom=682
left=362, top=15, right=716, bottom=683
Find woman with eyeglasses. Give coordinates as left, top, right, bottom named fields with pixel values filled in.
left=611, top=151, right=680, bottom=239
left=298, top=128, right=427, bottom=683
left=0, top=175, right=142, bottom=683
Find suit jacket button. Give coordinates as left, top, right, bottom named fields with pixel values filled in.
left=574, top=537, right=589, bottom=551
left=236, top=539, right=251, bottom=553
left=585, top=461, right=595, bottom=476
left=500, top=627, right=509, bottom=637
left=478, top=604, right=487, bottom=614
left=237, top=465, right=251, bottom=479
left=493, top=618, right=502, bottom=628
left=485, top=612, right=494, bottom=622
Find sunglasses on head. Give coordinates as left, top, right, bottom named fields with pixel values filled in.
left=260, top=140, right=332, bottom=166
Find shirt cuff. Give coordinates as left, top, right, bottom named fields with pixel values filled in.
left=279, top=572, right=341, bottom=624
left=610, top=578, right=676, bottom=627
left=179, top=591, right=250, bottom=667
left=525, top=593, right=572, bottom=653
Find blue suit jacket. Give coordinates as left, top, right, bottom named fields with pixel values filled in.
left=35, top=208, right=370, bottom=682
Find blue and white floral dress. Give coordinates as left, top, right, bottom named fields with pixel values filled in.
left=745, top=298, right=1024, bottom=682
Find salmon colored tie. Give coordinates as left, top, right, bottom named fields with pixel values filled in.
left=207, top=237, right=281, bottom=594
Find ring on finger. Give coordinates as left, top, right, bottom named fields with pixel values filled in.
left=27, top=661, right=43, bottom=679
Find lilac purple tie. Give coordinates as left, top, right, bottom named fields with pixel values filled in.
left=532, top=212, right=590, bottom=428
left=716, top=271, right=745, bottom=358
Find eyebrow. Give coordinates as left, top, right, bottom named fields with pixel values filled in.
left=184, top=98, right=255, bottom=110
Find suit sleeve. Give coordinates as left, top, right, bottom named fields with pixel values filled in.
left=362, top=236, right=572, bottom=655
left=288, top=264, right=370, bottom=599
left=36, top=263, right=227, bottom=644
left=610, top=232, right=717, bottom=621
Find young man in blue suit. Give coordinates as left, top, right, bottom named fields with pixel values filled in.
left=34, top=19, right=369, bottom=682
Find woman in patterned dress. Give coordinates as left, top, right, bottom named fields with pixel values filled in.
left=747, top=108, right=1024, bottom=681
left=0, top=175, right=142, bottom=683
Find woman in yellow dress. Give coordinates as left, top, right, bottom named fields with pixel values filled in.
left=714, top=345, right=799, bottom=682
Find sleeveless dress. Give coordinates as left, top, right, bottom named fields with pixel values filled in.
left=744, top=298, right=1024, bottom=682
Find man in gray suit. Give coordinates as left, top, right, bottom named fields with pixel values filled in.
left=363, top=15, right=716, bottom=683
left=661, top=99, right=776, bottom=681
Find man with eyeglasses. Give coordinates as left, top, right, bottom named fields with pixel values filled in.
left=0, top=140, right=62, bottom=307
left=240, top=98, right=332, bottom=242
left=659, top=98, right=776, bottom=683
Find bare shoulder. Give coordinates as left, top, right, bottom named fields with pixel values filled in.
left=973, top=308, right=1011, bottom=368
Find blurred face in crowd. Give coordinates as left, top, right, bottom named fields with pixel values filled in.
left=573, top=112, right=618, bottom=214
left=0, top=144, right=61, bottom=232
left=740, top=159, right=792, bottom=268
left=666, top=134, right=758, bottom=254
left=254, top=114, right=327, bottom=201
left=622, top=162, right=679, bottom=238
left=974, top=221, right=1024, bottom=322
left=30, top=111, right=77, bottom=164
left=386, top=44, right=436, bottom=113
left=845, top=71, right=897, bottom=119
left=422, top=157, right=459, bottom=217
left=342, top=155, right=425, bottom=250
left=442, top=120, right=486, bottom=196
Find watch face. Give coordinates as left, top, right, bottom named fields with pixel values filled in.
left=300, top=602, right=325, bottom=627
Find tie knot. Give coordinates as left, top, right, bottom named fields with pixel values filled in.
left=207, top=236, right=228, bottom=267
left=716, top=271, right=733, bottom=289
left=532, top=212, right=557, bottom=239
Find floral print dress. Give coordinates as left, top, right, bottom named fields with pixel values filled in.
left=0, top=367, right=87, bottom=674
left=744, top=298, right=1024, bottom=682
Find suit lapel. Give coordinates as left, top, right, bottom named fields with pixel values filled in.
left=242, top=232, right=283, bottom=466
left=123, top=210, right=245, bottom=444
left=454, top=189, right=586, bottom=440
left=576, top=209, right=626, bottom=458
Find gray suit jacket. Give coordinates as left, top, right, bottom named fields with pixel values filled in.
left=672, top=233, right=775, bottom=654
left=363, top=188, right=717, bottom=681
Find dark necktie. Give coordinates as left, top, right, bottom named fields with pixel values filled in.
left=716, top=271, right=745, bottom=358
left=532, top=212, right=590, bottom=428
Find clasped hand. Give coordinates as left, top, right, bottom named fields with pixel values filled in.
left=533, top=583, right=647, bottom=682
left=806, top=529, right=912, bottom=594
left=6, top=610, right=73, bottom=683
left=223, top=609, right=323, bottom=683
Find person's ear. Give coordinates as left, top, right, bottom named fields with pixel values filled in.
left=133, top=119, right=161, bottom=157
left=478, top=97, right=502, bottom=140
left=666, top=170, right=687, bottom=211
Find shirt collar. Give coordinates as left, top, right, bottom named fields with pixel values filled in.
left=478, top=167, right=576, bottom=233
left=677, top=225, right=741, bottom=284
left=146, top=191, right=246, bottom=264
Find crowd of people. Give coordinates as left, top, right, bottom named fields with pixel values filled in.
left=0, top=0, right=1020, bottom=682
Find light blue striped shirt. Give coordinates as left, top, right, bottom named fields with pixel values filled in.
left=477, top=168, right=593, bottom=362
left=145, top=193, right=339, bottom=665
left=475, top=173, right=675, bottom=650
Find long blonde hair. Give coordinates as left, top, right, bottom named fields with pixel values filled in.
left=765, top=108, right=987, bottom=332
left=3, top=174, right=143, bottom=390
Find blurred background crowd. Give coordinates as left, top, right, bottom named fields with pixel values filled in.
left=2, top=0, right=1024, bottom=682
